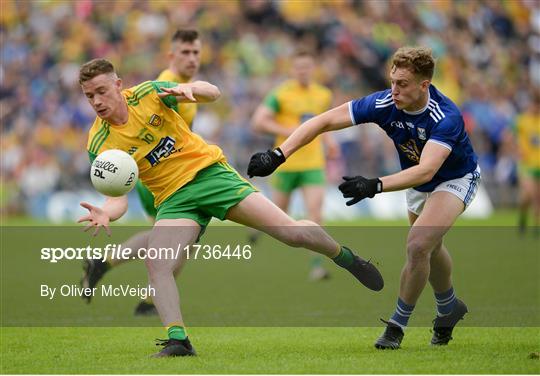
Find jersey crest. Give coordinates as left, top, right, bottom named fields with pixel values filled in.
left=148, top=114, right=162, bottom=127
left=398, top=139, right=421, bottom=163
left=417, top=127, right=427, bottom=141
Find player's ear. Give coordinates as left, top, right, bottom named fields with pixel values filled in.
left=421, top=79, right=430, bottom=91
left=115, top=78, right=122, bottom=90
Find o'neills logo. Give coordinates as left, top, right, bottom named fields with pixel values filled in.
left=95, top=160, right=118, bottom=173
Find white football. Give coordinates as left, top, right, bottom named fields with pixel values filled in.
left=90, top=149, right=138, bottom=197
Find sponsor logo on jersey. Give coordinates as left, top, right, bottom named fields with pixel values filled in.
left=127, top=146, right=138, bottom=155
left=148, top=114, right=162, bottom=127
left=144, top=136, right=180, bottom=166
left=398, top=139, right=421, bottom=163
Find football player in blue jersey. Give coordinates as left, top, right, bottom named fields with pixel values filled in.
left=247, top=46, right=480, bottom=350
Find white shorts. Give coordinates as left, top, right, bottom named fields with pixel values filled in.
left=406, top=166, right=482, bottom=215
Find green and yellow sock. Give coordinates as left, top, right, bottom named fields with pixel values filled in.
left=167, top=323, right=187, bottom=341
left=332, top=246, right=355, bottom=268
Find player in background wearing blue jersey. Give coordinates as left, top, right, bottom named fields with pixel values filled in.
left=247, top=46, right=480, bottom=349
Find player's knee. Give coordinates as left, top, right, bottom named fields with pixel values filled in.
left=406, top=238, right=432, bottom=265
left=430, top=241, right=443, bottom=256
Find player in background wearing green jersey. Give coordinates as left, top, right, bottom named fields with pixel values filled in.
left=251, top=50, right=340, bottom=281
left=514, top=91, right=540, bottom=235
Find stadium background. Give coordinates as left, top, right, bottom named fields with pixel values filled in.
left=1, top=0, right=538, bottom=221
left=1, top=1, right=539, bottom=374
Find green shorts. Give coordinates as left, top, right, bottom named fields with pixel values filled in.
left=135, top=180, right=158, bottom=218
left=155, top=162, right=257, bottom=228
left=271, top=169, right=325, bottom=193
left=519, top=165, right=540, bottom=180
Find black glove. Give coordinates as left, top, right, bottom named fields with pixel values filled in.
left=338, top=176, right=383, bottom=206
left=247, top=147, right=286, bottom=177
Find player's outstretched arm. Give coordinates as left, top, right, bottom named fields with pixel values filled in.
left=247, top=103, right=352, bottom=177
left=280, top=102, right=352, bottom=157
left=157, top=81, right=220, bottom=103
left=77, top=196, right=128, bottom=236
left=380, top=141, right=450, bottom=191
left=337, top=142, right=451, bottom=206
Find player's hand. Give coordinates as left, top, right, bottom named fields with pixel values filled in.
left=158, top=84, right=196, bottom=101
left=77, top=202, right=111, bottom=237
left=247, top=148, right=286, bottom=178
left=338, top=176, right=383, bottom=206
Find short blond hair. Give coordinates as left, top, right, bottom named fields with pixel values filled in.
left=79, top=58, right=116, bottom=84
left=391, top=46, right=435, bottom=81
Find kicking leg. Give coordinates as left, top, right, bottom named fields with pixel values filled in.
left=227, top=192, right=337, bottom=256
left=226, top=192, right=383, bottom=291
left=247, top=189, right=291, bottom=245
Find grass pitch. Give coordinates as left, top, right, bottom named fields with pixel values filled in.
left=1, top=327, right=539, bottom=374
left=1, top=211, right=539, bottom=374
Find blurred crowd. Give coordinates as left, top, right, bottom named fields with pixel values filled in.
left=1, top=0, right=538, bottom=217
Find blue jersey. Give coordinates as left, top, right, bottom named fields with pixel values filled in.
left=348, top=85, right=478, bottom=192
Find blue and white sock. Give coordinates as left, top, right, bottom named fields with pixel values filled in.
left=389, top=297, right=415, bottom=329
left=435, top=287, right=457, bottom=317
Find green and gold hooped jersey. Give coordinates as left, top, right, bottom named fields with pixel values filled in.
left=87, top=81, right=225, bottom=206
left=157, top=69, right=197, bottom=128
left=264, top=79, right=332, bottom=171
